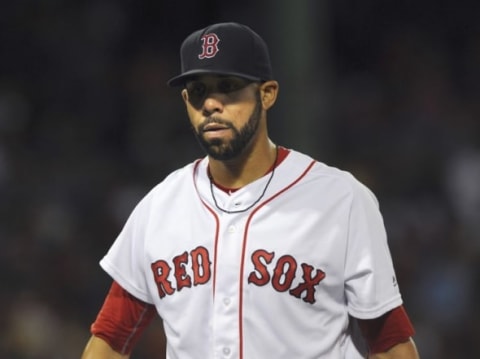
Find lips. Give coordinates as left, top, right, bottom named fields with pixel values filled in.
left=202, top=122, right=230, bottom=132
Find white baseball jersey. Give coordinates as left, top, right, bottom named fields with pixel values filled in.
left=100, top=149, right=403, bottom=359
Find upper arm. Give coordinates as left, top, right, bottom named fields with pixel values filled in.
left=89, top=281, right=157, bottom=355
left=81, top=335, right=130, bottom=359
left=344, top=180, right=402, bottom=319
left=357, top=305, right=419, bottom=358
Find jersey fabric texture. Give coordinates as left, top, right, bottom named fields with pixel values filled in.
left=99, top=148, right=403, bottom=359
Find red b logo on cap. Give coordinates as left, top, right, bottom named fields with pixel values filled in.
left=198, top=33, right=220, bottom=59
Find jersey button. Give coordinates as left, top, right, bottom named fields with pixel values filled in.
left=228, top=225, right=236, bottom=233
left=223, top=347, right=231, bottom=356
left=223, top=297, right=231, bottom=306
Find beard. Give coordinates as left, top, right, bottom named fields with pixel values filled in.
left=193, top=92, right=262, bottom=161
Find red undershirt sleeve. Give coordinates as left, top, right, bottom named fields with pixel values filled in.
left=357, top=305, right=415, bottom=354
left=90, top=280, right=157, bottom=355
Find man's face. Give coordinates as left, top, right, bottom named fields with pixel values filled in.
left=182, top=75, right=263, bottom=161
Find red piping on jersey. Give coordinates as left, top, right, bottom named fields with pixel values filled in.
left=192, top=159, right=221, bottom=298
left=238, top=159, right=317, bottom=359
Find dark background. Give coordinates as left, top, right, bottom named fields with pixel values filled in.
left=1, top=1, right=479, bottom=358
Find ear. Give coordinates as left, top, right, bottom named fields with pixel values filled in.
left=259, top=81, right=279, bottom=110
left=181, top=89, right=189, bottom=103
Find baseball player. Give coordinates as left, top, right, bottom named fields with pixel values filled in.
left=82, top=22, right=420, bottom=358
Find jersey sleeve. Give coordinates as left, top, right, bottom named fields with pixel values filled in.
left=344, top=178, right=402, bottom=319
left=357, top=305, right=415, bottom=353
left=91, top=281, right=157, bottom=355
left=100, top=192, right=154, bottom=304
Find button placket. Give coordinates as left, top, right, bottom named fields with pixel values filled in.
left=212, top=215, right=245, bottom=359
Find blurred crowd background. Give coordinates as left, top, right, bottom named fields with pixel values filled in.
left=1, top=0, right=479, bottom=358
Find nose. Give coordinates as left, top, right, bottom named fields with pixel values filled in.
left=202, top=94, right=224, bottom=116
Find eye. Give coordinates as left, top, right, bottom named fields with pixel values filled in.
left=218, top=78, right=249, bottom=93
left=186, top=82, right=206, bottom=98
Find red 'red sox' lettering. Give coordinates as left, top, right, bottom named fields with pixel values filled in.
left=151, top=259, right=175, bottom=298
left=191, top=246, right=211, bottom=285
left=289, top=263, right=326, bottom=304
left=172, top=251, right=191, bottom=291
left=151, top=246, right=211, bottom=298
left=248, top=249, right=325, bottom=304
left=151, top=247, right=325, bottom=303
left=248, top=249, right=274, bottom=286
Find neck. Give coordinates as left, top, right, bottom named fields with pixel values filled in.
left=208, top=141, right=277, bottom=188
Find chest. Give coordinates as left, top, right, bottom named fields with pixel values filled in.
left=144, top=187, right=351, bottom=306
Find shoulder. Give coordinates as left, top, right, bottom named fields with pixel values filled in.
left=149, top=159, right=202, bottom=193
left=130, top=158, right=204, bottom=213
left=287, top=148, right=376, bottom=200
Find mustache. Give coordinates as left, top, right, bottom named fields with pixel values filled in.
left=198, top=116, right=234, bottom=131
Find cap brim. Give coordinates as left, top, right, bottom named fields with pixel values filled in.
left=167, top=69, right=262, bottom=87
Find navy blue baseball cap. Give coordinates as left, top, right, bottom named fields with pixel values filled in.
left=167, top=22, right=273, bottom=87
